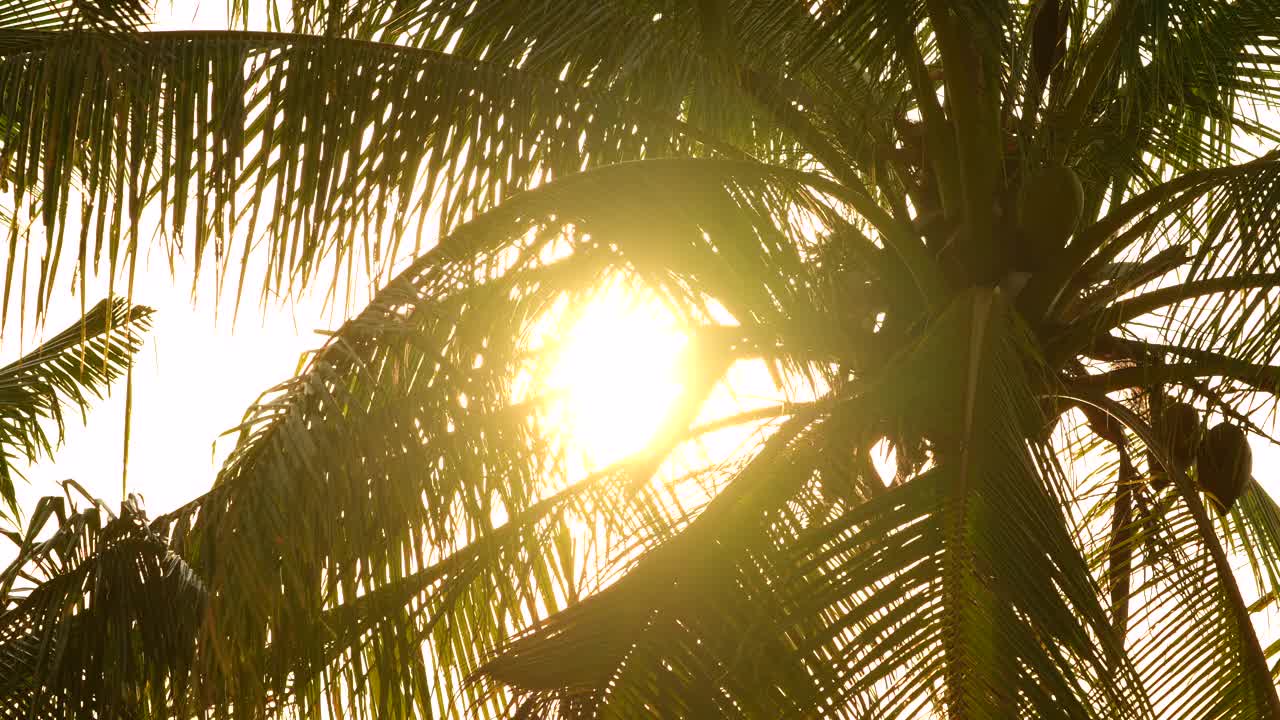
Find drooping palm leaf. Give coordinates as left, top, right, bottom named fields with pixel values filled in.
left=0, top=28, right=727, bottom=323
left=481, top=291, right=1152, bottom=719
left=0, top=0, right=149, bottom=33
left=106, top=157, right=848, bottom=717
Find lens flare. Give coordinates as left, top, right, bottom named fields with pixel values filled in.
left=545, top=289, right=687, bottom=467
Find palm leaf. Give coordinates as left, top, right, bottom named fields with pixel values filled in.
left=0, top=493, right=205, bottom=719
left=102, top=156, right=848, bottom=717
left=480, top=291, right=1150, bottom=719
left=0, top=297, right=150, bottom=524
left=0, top=28, right=728, bottom=323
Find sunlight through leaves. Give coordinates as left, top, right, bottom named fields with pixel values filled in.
left=542, top=284, right=688, bottom=468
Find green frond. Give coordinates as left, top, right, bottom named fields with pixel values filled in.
left=0, top=0, right=149, bottom=33
left=1077, top=0, right=1280, bottom=178
left=243, top=0, right=941, bottom=197
left=71, top=156, right=851, bottom=717
left=0, top=492, right=205, bottom=719
left=0, top=28, right=728, bottom=324
left=0, top=297, right=150, bottom=524
left=481, top=291, right=1150, bottom=719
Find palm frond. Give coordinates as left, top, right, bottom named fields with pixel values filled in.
left=0, top=0, right=149, bottom=32
left=1077, top=0, right=1280, bottom=180
left=83, top=156, right=853, bottom=717
left=0, top=297, right=150, bottom=523
left=1065, top=391, right=1280, bottom=717
left=0, top=492, right=205, bottom=719
left=0, top=28, right=728, bottom=323
left=4, top=2, right=1280, bottom=718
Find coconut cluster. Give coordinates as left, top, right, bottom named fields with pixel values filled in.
left=1151, top=401, right=1252, bottom=511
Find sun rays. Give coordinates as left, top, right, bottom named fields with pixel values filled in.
left=543, top=285, right=688, bottom=467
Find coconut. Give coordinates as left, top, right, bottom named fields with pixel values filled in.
left=1157, top=402, right=1202, bottom=471
left=1016, top=163, right=1084, bottom=260
left=1149, top=401, right=1202, bottom=491
left=1196, top=423, right=1252, bottom=511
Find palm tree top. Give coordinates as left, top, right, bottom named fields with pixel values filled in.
left=3, top=0, right=1280, bottom=718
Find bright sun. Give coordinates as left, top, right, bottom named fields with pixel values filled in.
left=543, top=286, right=689, bottom=467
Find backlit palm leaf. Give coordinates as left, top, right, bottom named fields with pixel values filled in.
left=0, top=298, right=150, bottom=523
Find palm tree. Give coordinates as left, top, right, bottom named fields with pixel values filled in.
left=3, top=0, right=1280, bottom=717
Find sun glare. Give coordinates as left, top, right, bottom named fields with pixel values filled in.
left=544, top=288, right=688, bottom=468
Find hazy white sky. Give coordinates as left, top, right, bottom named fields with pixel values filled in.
left=9, top=266, right=329, bottom=518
